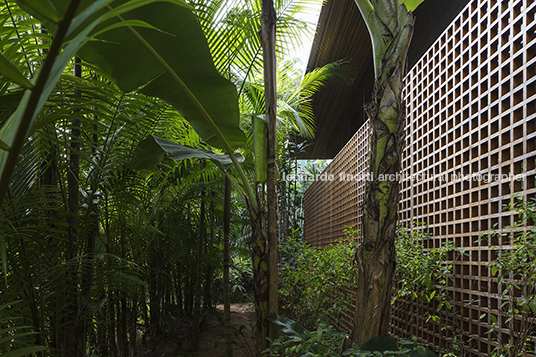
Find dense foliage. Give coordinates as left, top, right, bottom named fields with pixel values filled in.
left=483, top=197, right=536, bottom=356
left=0, top=0, right=331, bottom=355
left=278, top=230, right=358, bottom=329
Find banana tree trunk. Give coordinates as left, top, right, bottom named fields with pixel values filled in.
left=351, top=0, right=415, bottom=345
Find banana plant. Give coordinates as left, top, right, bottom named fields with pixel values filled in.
left=350, top=0, right=424, bottom=345
left=8, top=0, right=340, bottom=354
left=132, top=58, right=351, bottom=355
left=0, top=0, right=246, bottom=208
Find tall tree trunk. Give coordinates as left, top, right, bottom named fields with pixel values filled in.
left=223, top=174, right=233, bottom=357
left=280, top=179, right=289, bottom=243
left=176, top=274, right=183, bottom=317
left=130, top=295, right=137, bottom=357
left=80, top=109, right=99, bottom=355
left=261, top=0, right=278, bottom=344
left=67, top=56, right=82, bottom=357
left=249, top=211, right=269, bottom=356
left=108, top=291, right=117, bottom=357
left=105, top=203, right=117, bottom=357
left=204, top=196, right=215, bottom=312
left=351, top=0, right=415, bottom=345
left=118, top=296, right=128, bottom=356
left=191, top=160, right=206, bottom=350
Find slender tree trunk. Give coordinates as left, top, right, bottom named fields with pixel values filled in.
left=67, top=56, right=82, bottom=357
left=249, top=211, right=269, bottom=356
left=130, top=295, right=137, bottom=357
left=191, top=160, right=206, bottom=350
left=96, top=289, right=108, bottom=355
left=280, top=179, right=289, bottom=243
left=351, top=0, right=415, bottom=345
left=177, top=275, right=183, bottom=317
left=118, top=296, right=128, bottom=356
left=108, top=291, right=117, bottom=357
left=204, top=196, right=215, bottom=312
left=261, top=0, right=278, bottom=343
left=223, top=175, right=233, bottom=357
left=80, top=109, right=99, bottom=354
left=105, top=202, right=117, bottom=357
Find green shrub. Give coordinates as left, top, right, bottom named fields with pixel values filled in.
left=395, top=223, right=456, bottom=321
left=278, top=229, right=358, bottom=328
left=482, top=196, right=536, bottom=356
left=265, top=314, right=438, bottom=357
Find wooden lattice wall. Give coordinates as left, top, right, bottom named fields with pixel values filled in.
left=303, top=0, right=536, bottom=355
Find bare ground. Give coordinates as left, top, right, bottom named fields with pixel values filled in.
left=137, top=303, right=256, bottom=357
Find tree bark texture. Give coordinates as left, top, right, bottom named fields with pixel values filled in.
left=250, top=207, right=269, bottom=356
left=352, top=1, right=415, bottom=345
left=261, top=0, right=279, bottom=344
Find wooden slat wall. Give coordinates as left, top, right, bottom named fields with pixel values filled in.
left=303, top=0, right=536, bottom=355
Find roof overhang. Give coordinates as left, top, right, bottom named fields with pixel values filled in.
left=301, top=0, right=471, bottom=159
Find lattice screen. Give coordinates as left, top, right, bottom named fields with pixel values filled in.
left=303, top=122, right=369, bottom=248
left=303, top=0, right=536, bottom=355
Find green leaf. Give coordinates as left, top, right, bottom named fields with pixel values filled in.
left=131, top=135, right=243, bottom=169
left=0, top=0, right=111, bottom=205
left=490, top=314, right=498, bottom=324
left=266, top=314, right=309, bottom=341
left=400, top=339, right=438, bottom=357
left=100, top=0, right=191, bottom=22
left=491, top=265, right=499, bottom=276
left=0, top=52, right=34, bottom=89
left=400, top=0, right=425, bottom=12
left=1, top=346, right=47, bottom=357
left=91, top=19, right=159, bottom=38
left=18, top=0, right=61, bottom=23
left=0, top=139, right=10, bottom=151
left=45, top=0, right=246, bottom=150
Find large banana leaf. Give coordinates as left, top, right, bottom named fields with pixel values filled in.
left=131, top=135, right=243, bottom=170
left=40, top=0, right=246, bottom=150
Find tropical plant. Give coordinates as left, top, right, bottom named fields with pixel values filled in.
left=394, top=224, right=455, bottom=320
left=350, top=0, right=424, bottom=344
left=131, top=30, right=349, bottom=357
left=0, top=0, right=347, bottom=355
left=278, top=232, right=358, bottom=329
left=265, top=314, right=438, bottom=357
left=0, top=17, right=237, bottom=354
left=0, top=1, right=250, bottom=354
left=482, top=196, right=536, bottom=356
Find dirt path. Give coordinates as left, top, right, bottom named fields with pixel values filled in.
left=138, top=303, right=256, bottom=357
left=195, top=303, right=256, bottom=357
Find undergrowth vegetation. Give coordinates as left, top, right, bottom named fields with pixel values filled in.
left=276, top=197, right=536, bottom=357
left=277, top=224, right=455, bottom=355
left=481, top=197, right=536, bottom=356
left=278, top=229, right=358, bottom=329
